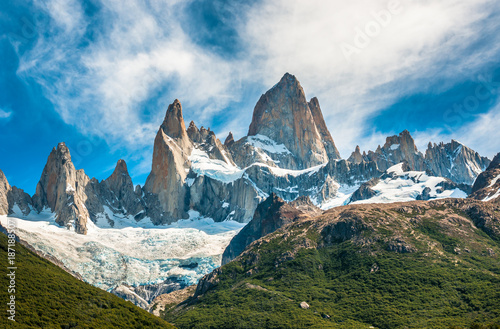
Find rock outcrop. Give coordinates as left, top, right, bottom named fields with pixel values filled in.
left=32, top=143, right=91, bottom=234
left=221, top=193, right=307, bottom=265
left=469, top=153, right=500, bottom=202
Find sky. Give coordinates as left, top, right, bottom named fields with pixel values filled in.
left=1, top=0, right=500, bottom=195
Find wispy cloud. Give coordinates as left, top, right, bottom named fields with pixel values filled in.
left=12, top=0, right=500, bottom=166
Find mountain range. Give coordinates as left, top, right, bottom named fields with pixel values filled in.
left=0, top=73, right=493, bottom=234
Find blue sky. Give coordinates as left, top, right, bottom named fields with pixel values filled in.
left=1, top=0, right=500, bottom=195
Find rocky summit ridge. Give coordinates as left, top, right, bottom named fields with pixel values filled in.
left=0, top=73, right=497, bottom=234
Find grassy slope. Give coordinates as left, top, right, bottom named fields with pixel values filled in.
left=0, top=232, right=175, bottom=329
left=165, top=201, right=500, bottom=329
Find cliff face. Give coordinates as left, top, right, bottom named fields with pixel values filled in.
left=144, top=100, right=193, bottom=223
left=308, top=97, right=341, bottom=160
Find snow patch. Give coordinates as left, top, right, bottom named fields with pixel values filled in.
left=246, top=135, right=291, bottom=154
left=189, top=148, right=244, bottom=183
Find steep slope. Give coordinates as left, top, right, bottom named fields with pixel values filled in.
left=222, top=194, right=307, bottom=265
left=0, top=232, right=175, bottom=328
left=164, top=199, right=500, bottom=329
left=469, top=153, right=500, bottom=202
left=246, top=73, right=330, bottom=169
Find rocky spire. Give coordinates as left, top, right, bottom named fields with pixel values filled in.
left=104, top=159, right=144, bottom=217
left=366, top=130, right=425, bottom=172
left=32, top=142, right=90, bottom=234
left=348, top=145, right=365, bottom=164
left=144, top=100, right=193, bottom=223
left=247, top=73, right=329, bottom=169
left=308, top=97, right=341, bottom=159
left=161, top=99, right=187, bottom=138
left=0, top=170, right=31, bottom=216
left=187, top=121, right=202, bottom=143
left=224, top=132, right=234, bottom=147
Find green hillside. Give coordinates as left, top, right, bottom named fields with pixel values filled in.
left=164, top=199, right=500, bottom=329
left=0, top=231, right=175, bottom=328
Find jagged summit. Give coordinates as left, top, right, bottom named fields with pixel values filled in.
left=224, top=131, right=234, bottom=147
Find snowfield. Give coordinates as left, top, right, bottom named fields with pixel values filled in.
left=0, top=210, right=244, bottom=291
left=350, top=163, right=468, bottom=204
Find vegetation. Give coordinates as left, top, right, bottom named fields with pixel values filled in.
left=164, top=202, right=500, bottom=329
left=0, top=232, right=175, bottom=328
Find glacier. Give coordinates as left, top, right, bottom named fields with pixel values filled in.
left=0, top=210, right=244, bottom=293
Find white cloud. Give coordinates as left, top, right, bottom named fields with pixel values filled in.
left=0, top=108, right=12, bottom=120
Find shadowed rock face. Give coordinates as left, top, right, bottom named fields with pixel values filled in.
left=247, top=73, right=329, bottom=169
left=221, top=193, right=307, bottom=265
left=0, top=169, right=32, bottom=216
left=469, top=153, right=500, bottom=202
left=308, top=97, right=341, bottom=160
left=103, top=160, right=144, bottom=217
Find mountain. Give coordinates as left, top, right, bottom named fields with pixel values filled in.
left=0, top=232, right=175, bottom=328
left=163, top=198, right=500, bottom=329
left=246, top=73, right=333, bottom=169
left=469, top=153, right=500, bottom=202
